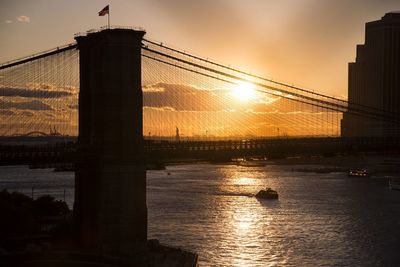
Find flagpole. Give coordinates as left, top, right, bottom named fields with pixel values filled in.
left=99, top=5, right=110, bottom=29
left=108, top=5, right=110, bottom=29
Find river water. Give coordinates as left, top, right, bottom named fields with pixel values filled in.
left=1, top=163, right=400, bottom=266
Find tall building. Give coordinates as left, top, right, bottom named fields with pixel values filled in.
left=341, top=12, right=400, bottom=137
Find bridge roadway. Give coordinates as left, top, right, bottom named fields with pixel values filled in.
left=1, top=136, right=399, bottom=166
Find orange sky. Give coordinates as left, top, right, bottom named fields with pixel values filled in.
left=1, top=0, right=399, bottom=98
left=0, top=1, right=399, bottom=137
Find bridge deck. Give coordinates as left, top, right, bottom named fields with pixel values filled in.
left=1, top=137, right=399, bottom=165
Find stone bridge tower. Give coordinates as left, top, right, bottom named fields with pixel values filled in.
left=74, top=28, right=147, bottom=256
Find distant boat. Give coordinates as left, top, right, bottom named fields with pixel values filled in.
left=238, top=161, right=265, bottom=167
left=348, top=169, right=368, bottom=177
left=255, top=188, right=278, bottom=200
left=389, top=178, right=400, bottom=191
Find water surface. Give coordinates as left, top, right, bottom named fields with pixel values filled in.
left=1, top=163, right=399, bottom=266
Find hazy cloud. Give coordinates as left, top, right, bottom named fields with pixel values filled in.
left=45, top=112, right=56, bottom=118
left=143, top=82, right=228, bottom=112
left=0, top=99, right=52, bottom=111
left=19, top=111, right=35, bottom=117
left=5, top=20, right=12, bottom=24
left=144, top=106, right=176, bottom=112
left=0, top=110, right=35, bottom=117
left=0, top=86, right=74, bottom=98
left=0, top=110, right=15, bottom=116
left=142, top=82, right=319, bottom=115
left=17, top=15, right=30, bottom=23
left=143, top=86, right=165, bottom=92
left=26, top=83, right=78, bottom=94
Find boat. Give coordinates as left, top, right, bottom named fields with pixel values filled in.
left=238, top=160, right=266, bottom=167
left=389, top=178, right=400, bottom=191
left=255, top=188, right=278, bottom=199
left=348, top=169, right=368, bottom=177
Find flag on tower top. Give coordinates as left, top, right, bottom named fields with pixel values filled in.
left=99, top=5, right=109, bottom=16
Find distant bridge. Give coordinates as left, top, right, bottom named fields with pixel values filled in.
left=13, top=131, right=49, bottom=137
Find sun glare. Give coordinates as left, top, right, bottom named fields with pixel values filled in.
left=231, top=81, right=257, bottom=102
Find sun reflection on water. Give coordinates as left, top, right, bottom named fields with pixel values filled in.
left=214, top=165, right=284, bottom=266
left=235, top=176, right=257, bottom=186
left=147, top=163, right=398, bottom=266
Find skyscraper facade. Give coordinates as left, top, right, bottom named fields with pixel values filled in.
left=341, top=12, right=400, bottom=137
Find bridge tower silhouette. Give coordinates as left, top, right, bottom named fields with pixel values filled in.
left=74, top=28, right=147, bottom=255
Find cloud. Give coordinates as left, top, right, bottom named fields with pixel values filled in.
left=144, top=106, right=176, bottom=112
left=143, top=82, right=229, bottom=112
left=19, top=111, right=35, bottom=117
left=143, top=86, right=165, bottom=92
left=5, top=20, right=12, bottom=24
left=0, top=110, right=15, bottom=116
left=17, top=15, right=30, bottom=23
left=0, top=99, right=52, bottom=111
left=26, top=83, right=78, bottom=94
left=0, top=86, right=75, bottom=98
left=142, top=82, right=295, bottom=114
left=45, top=112, right=56, bottom=118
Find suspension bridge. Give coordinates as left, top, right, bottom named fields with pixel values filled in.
left=0, top=27, right=399, bottom=165
left=1, top=27, right=400, bottom=260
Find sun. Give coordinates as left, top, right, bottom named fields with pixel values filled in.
left=231, top=81, right=257, bottom=102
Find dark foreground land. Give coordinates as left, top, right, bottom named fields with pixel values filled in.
left=0, top=190, right=198, bottom=267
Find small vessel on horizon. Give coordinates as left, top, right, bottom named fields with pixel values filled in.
left=237, top=159, right=266, bottom=167
left=348, top=169, right=368, bottom=177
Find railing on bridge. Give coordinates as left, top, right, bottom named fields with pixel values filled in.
left=1, top=136, right=400, bottom=165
